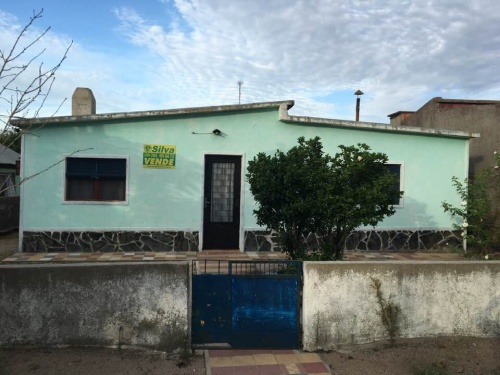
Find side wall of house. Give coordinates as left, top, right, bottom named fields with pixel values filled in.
left=402, top=100, right=500, bottom=175
left=20, top=109, right=468, bottom=251
left=302, top=261, right=500, bottom=351
left=0, top=262, right=189, bottom=351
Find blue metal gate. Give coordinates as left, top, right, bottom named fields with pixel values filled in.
left=191, top=260, right=302, bottom=349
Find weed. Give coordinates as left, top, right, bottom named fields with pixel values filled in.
left=370, top=277, right=401, bottom=345
left=176, top=335, right=191, bottom=368
left=411, top=363, right=451, bottom=375
left=314, top=312, right=321, bottom=349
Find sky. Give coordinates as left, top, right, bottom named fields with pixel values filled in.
left=1, top=0, right=500, bottom=124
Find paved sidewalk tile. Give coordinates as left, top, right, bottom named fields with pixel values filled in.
left=2, top=231, right=475, bottom=266
left=207, top=349, right=331, bottom=375
left=253, top=354, right=278, bottom=365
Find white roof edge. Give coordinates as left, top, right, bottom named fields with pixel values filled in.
left=278, top=103, right=480, bottom=139
left=12, top=100, right=295, bottom=127
left=11, top=99, right=479, bottom=140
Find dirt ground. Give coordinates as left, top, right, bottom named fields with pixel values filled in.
left=0, top=337, right=498, bottom=375
left=0, top=347, right=205, bottom=375
left=321, top=336, right=500, bottom=375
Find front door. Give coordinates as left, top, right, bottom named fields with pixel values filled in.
left=203, top=155, right=242, bottom=249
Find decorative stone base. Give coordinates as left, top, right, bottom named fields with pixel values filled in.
left=22, top=229, right=461, bottom=253
left=345, top=229, right=461, bottom=251
left=244, top=230, right=281, bottom=252
left=22, top=231, right=199, bottom=252
left=244, top=229, right=462, bottom=252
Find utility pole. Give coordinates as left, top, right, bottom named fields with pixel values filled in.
left=237, top=80, right=243, bottom=104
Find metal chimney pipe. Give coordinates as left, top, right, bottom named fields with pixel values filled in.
left=354, top=90, right=364, bottom=122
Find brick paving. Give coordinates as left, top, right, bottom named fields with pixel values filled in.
left=206, top=349, right=331, bottom=375
left=0, top=232, right=468, bottom=264
left=1, top=249, right=465, bottom=263
left=0, top=232, right=470, bottom=263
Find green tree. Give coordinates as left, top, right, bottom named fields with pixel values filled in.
left=247, top=137, right=402, bottom=260
left=442, top=151, right=500, bottom=254
left=0, top=128, right=21, bottom=153
left=318, top=143, right=402, bottom=260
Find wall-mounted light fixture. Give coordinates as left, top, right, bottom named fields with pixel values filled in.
left=191, top=129, right=225, bottom=137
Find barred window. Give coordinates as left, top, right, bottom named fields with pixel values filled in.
left=66, top=157, right=126, bottom=202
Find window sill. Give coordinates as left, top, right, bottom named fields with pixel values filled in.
left=62, top=200, right=129, bottom=206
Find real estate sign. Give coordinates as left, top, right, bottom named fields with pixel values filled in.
left=143, top=144, right=176, bottom=169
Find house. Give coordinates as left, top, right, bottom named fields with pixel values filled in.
left=13, top=88, right=478, bottom=253
left=388, top=97, right=500, bottom=176
left=0, top=144, right=19, bottom=197
left=0, top=144, right=20, bottom=233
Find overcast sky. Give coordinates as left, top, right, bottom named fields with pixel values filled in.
left=1, top=0, right=500, bottom=123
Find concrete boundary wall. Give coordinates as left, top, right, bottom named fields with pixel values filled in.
left=0, top=262, right=189, bottom=352
left=303, top=261, right=500, bottom=351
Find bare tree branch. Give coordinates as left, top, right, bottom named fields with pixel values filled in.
left=0, top=148, right=93, bottom=196
left=0, top=8, right=72, bottom=153
left=0, top=9, right=74, bottom=194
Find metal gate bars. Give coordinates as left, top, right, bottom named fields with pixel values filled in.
left=191, top=260, right=302, bottom=349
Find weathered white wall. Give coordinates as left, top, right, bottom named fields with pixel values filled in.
left=0, top=262, right=189, bottom=352
left=303, top=261, right=500, bottom=351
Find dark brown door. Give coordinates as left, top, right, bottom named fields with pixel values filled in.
left=203, top=155, right=242, bottom=249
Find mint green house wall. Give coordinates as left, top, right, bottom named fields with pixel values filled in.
left=18, top=101, right=473, bottom=252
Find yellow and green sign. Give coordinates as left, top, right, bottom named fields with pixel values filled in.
left=143, top=144, right=176, bottom=169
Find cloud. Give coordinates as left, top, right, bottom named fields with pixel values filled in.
left=3, top=1, right=500, bottom=123
left=0, top=9, right=164, bottom=119
left=110, top=0, right=500, bottom=122
left=0, top=10, right=74, bottom=120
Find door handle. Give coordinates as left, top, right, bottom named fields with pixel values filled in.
left=204, top=199, right=210, bottom=208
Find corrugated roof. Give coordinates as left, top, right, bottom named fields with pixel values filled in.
left=0, top=144, right=20, bottom=166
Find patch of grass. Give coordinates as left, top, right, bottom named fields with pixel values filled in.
left=411, top=363, right=451, bottom=375
left=370, top=277, right=401, bottom=345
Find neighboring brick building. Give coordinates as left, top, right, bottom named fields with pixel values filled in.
left=388, top=97, right=500, bottom=176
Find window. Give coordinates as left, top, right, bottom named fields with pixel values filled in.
left=386, top=163, right=402, bottom=206
left=211, top=162, right=235, bottom=222
left=66, top=157, right=126, bottom=202
left=0, top=173, right=16, bottom=197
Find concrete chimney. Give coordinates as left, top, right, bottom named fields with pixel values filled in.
left=72, top=87, right=96, bottom=116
